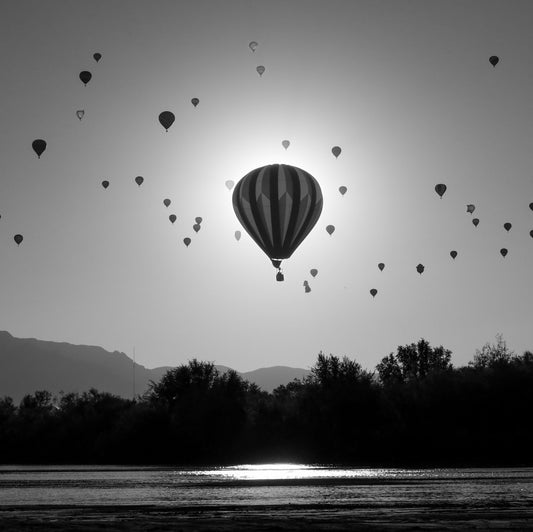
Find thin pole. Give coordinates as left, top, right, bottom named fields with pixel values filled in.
left=133, top=346, right=136, bottom=400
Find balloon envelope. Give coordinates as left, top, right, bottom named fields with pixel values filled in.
left=450, top=250, right=457, bottom=259
left=304, top=285, right=311, bottom=293
left=256, top=65, right=265, bottom=76
left=195, top=217, right=203, bottom=224
left=504, top=222, right=512, bottom=232
left=14, top=234, right=23, bottom=246
left=310, top=268, right=318, bottom=277
left=191, top=98, right=199, bottom=107
left=193, top=223, right=201, bottom=233
left=183, top=238, right=191, bottom=247
left=93, top=53, right=102, bottom=62
left=233, top=164, right=323, bottom=264
left=101, top=180, right=109, bottom=189
left=416, top=263, right=425, bottom=274
left=435, top=184, right=447, bottom=198
left=473, top=218, right=479, bottom=227
left=76, top=110, right=84, bottom=120
left=467, top=204, right=475, bottom=214
left=530, top=230, right=533, bottom=238
left=331, top=146, right=341, bottom=158
left=225, top=180, right=235, bottom=190
left=158, top=111, right=175, bottom=132
left=163, top=199, right=171, bottom=207
left=282, top=140, right=290, bottom=150
left=370, top=288, right=377, bottom=298
left=32, top=139, right=46, bottom=158
left=79, top=71, right=92, bottom=85
left=249, top=41, right=258, bottom=52
left=135, top=176, right=144, bottom=186
left=529, top=202, right=533, bottom=211
left=326, top=225, right=335, bottom=235
left=489, top=55, right=499, bottom=67
left=339, top=186, right=347, bottom=196
left=500, top=248, right=508, bottom=257
left=234, top=230, right=241, bottom=241
left=378, top=263, right=385, bottom=271
left=169, top=214, right=177, bottom=224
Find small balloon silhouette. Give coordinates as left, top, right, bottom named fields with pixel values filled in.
left=310, top=268, right=318, bottom=278
left=158, top=111, right=175, bottom=132
left=450, top=250, right=457, bottom=259
left=472, top=218, right=479, bottom=227
left=435, top=184, right=447, bottom=198
left=249, top=41, right=258, bottom=52
left=169, top=214, right=177, bottom=224
left=163, top=199, right=171, bottom=207
left=14, top=234, right=23, bottom=246
left=225, top=180, right=235, bottom=190
left=282, top=140, right=290, bottom=150
left=331, top=146, right=341, bottom=158
left=467, top=204, right=475, bottom=214
left=183, top=237, right=191, bottom=247
left=529, top=202, right=533, bottom=211
left=326, top=225, right=335, bottom=235
left=93, top=53, right=102, bottom=62
left=193, top=223, right=201, bottom=233
left=191, top=98, right=199, bottom=107
left=500, top=248, right=508, bottom=257
left=195, top=217, right=203, bottom=224
left=101, top=180, right=109, bottom=189
left=256, top=65, right=265, bottom=77
left=416, top=263, right=425, bottom=275
left=79, top=71, right=92, bottom=86
left=370, top=288, right=377, bottom=298
left=378, top=263, right=385, bottom=271
left=339, top=186, right=347, bottom=196
left=235, top=230, right=241, bottom=241
left=489, top=55, right=499, bottom=67
left=504, top=222, right=512, bottom=232
left=135, top=176, right=144, bottom=186
left=76, top=110, right=84, bottom=120
left=32, top=139, right=46, bottom=158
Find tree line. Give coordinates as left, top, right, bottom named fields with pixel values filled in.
left=1, top=335, right=532, bottom=466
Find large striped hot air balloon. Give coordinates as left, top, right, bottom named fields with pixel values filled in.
left=232, top=164, right=323, bottom=280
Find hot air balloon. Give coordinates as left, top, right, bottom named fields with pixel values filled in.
left=183, top=238, right=191, bottom=247
left=529, top=203, right=533, bottom=211
left=435, top=184, right=447, bottom=198
left=101, top=180, right=109, bottom=189
left=310, top=269, right=318, bottom=278
left=504, top=222, right=512, bottom=232
left=158, top=111, right=175, bottom=132
left=14, top=234, right=23, bottom=246
left=163, top=199, right=171, bottom=207
left=326, top=225, right=335, bottom=235
left=530, top=230, right=533, bottom=238
left=235, top=230, right=241, bottom=241
left=450, top=250, right=457, bottom=259
left=135, top=176, right=144, bottom=187
left=79, top=71, right=92, bottom=86
left=233, top=164, right=323, bottom=280
left=339, top=186, right=347, bottom=196
left=93, top=53, right=102, bottom=62
left=489, top=55, right=499, bottom=67
left=76, top=110, right=84, bottom=120
left=282, top=140, right=290, bottom=150
left=331, top=146, right=341, bottom=158
left=304, top=284, right=311, bottom=293
left=416, top=263, right=425, bottom=275
left=32, top=139, right=46, bottom=158
left=473, top=218, right=479, bottom=227
left=500, top=248, right=508, bottom=257
left=249, top=41, right=258, bottom=52
left=277, top=271, right=285, bottom=282
left=193, top=223, right=201, bottom=233
left=191, top=98, right=199, bottom=107
left=370, top=288, right=377, bottom=298
left=169, top=214, right=177, bottom=224
left=256, top=65, right=265, bottom=77
left=195, top=217, right=203, bottom=224
left=467, top=204, right=475, bottom=214
left=378, top=263, right=385, bottom=271
left=225, top=180, right=235, bottom=190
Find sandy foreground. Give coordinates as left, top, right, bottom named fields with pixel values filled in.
left=1, top=503, right=532, bottom=531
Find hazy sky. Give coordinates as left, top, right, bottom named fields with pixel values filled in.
left=1, top=0, right=532, bottom=371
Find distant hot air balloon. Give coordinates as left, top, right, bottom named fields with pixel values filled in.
left=256, top=65, right=265, bottom=77
left=32, top=139, right=46, bottom=158
left=93, top=53, right=102, bottom=62
left=489, top=55, right=499, bottom=67
left=79, top=71, right=92, bottom=86
left=14, top=234, right=23, bottom=246
left=225, top=180, right=234, bottom=190
left=193, top=223, right=201, bottom=233
left=529, top=202, right=533, bottom=211
left=378, top=263, right=385, bottom=271
left=191, top=98, right=199, bottom=107
left=331, top=146, right=341, bottom=158
left=183, top=238, right=191, bottom=247
left=76, top=110, right=84, bottom=120
left=370, top=288, right=377, bottom=298
left=233, top=164, right=323, bottom=280
left=326, top=225, right=335, bottom=235
left=282, top=140, right=290, bottom=150
left=304, top=284, right=311, bottom=293
left=416, top=263, right=425, bottom=275
left=169, top=214, right=177, bottom=224
left=249, top=41, right=258, bottom=52
left=504, top=222, right=512, bottom=232
left=163, top=199, right=171, bottom=207
left=135, top=176, right=144, bottom=187
left=101, top=180, right=109, bottom=189
left=158, top=111, right=175, bottom=132
left=530, top=230, right=533, bottom=238
left=234, top=230, right=241, bottom=241
left=435, top=184, right=447, bottom=198
left=338, top=186, right=347, bottom=196
left=467, top=204, right=475, bottom=214
left=473, top=218, right=479, bottom=227
left=450, top=250, right=457, bottom=259
left=500, top=248, right=508, bottom=257
left=310, top=269, right=318, bottom=278
left=195, top=217, right=203, bottom=224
